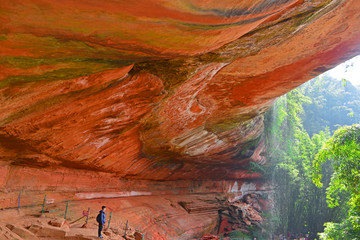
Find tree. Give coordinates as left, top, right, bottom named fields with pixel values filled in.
left=264, top=75, right=360, bottom=236
left=313, top=124, right=360, bottom=239
left=301, top=75, right=360, bottom=136
left=265, top=89, right=337, bottom=235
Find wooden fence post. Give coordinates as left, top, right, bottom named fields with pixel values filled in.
left=64, top=200, right=69, bottom=219
left=85, top=207, right=90, bottom=223
left=107, top=212, right=112, bottom=229
left=18, top=192, right=21, bottom=210
left=124, top=220, right=128, bottom=237
left=41, top=194, right=47, bottom=215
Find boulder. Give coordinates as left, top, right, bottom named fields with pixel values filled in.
left=134, top=231, right=143, bottom=240
left=200, top=233, right=220, bottom=240
left=48, top=218, right=66, bottom=228
left=6, top=224, right=38, bottom=240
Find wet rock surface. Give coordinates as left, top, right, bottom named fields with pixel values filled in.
left=219, top=194, right=266, bottom=235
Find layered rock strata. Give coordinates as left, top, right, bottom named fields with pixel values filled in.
left=1, top=0, right=360, bottom=238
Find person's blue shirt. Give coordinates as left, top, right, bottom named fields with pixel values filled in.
left=99, top=210, right=106, bottom=225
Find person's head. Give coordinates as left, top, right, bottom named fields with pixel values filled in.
left=102, top=206, right=106, bottom=211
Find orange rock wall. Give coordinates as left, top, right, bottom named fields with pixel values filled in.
left=1, top=0, right=360, bottom=238
left=0, top=164, right=269, bottom=208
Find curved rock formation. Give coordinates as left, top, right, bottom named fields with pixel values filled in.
left=1, top=0, right=360, bottom=239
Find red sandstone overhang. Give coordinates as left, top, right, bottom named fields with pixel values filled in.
left=1, top=0, right=360, bottom=181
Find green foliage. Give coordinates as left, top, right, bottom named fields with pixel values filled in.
left=249, top=161, right=267, bottom=175
left=264, top=73, right=360, bottom=238
left=226, top=231, right=251, bottom=239
left=319, top=216, right=360, bottom=240
left=341, top=78, right=347, bottom=87
left=265, top=84, right=345, bottom=236
left=313, top=124, right=360, bottom=239
left=301, top=75, right=360, bottom=136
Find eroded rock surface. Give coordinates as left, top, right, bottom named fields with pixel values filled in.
left=217, top=194, right=268, bottom=235
left=1, top=0, right=360, bottom=239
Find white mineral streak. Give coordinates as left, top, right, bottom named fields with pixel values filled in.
left=75, top=191, right=152, bottom=200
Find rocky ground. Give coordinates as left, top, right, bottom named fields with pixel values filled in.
left=0, top=209, right=142, bottom=240
left=0, top=193, right=270, bottom=240
left=0, top=213, right=119, bottom=240
left=0, top=194, right=218, bottom=240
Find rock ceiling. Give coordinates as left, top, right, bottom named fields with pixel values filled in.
left=1, top=0, right=360, bottom=181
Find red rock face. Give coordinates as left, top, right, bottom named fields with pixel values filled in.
left=1, top=0, right=360, bottom=239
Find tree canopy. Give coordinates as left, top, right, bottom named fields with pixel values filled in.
left=313, top=124, right=360, bottom=239
left=265, top=75, right=360, bottom=238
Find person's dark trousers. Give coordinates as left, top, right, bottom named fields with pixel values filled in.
left=98, top=224, right=103, bottom=237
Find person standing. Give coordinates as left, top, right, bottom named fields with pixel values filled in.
left=97, top=206, right=106, bottom=238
